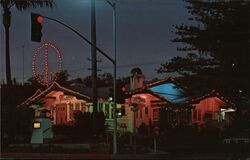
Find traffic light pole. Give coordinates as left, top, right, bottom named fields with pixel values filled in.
left=42, top=15, right=115, bottom=64
left=91, top=0, right=98, bottom=138
left=104, top=0, right=117, bottom=154
left=112, top=5, right=117, bottom=155
left=39, top=14, right=117, bottom=153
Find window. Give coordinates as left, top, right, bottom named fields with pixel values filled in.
left=198, top=110, right=201, bottom=121
left=193, top=110, right=201, bottom=121
left=193, top=110, right=197, bottom=121
left=81, top=102, right=84, bottom=107
left=98, top=103, right=103, bottom=112
left=33, top=122, right=41, bottom=129
left=145, top=107, right=148, bottom=115
left=105, top=104, right=109, bottom=118
left=86, top=106, right=90, bottom=112
left=69, top=103, right=73, bottom=110
left=111, top=108, right=113, bottom=119
left=153, top=109, right=159, bottom=120
left=75, top=103, right=80, bottom=110
left=140, top=108, right=142, bottom=118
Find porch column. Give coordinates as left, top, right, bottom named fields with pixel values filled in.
left=66, top=103, right=70, bottom=122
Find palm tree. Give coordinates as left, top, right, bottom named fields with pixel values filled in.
left=1, top=0, right=54, bottom=85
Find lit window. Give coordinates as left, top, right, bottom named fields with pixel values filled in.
left=69, top=103, right=73, bottom=110
left=34, top=122, right=41, bottom=129
left=76, top=103, right=80, bottom=110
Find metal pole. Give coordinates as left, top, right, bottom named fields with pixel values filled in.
left=42, top=15, right=115, bottom=64
left=154, top=137, right=157, bottom=153
left=134, top=110, right=136, bottom=154
left=91, top=0, right=98, bottom=136
left=22, top=45, right=24, bottom=85
left=112, top=3, right=117, bottom=154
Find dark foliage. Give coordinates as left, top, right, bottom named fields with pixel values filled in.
left=27, top=69, right=70, bottom=87
left=82, top=72, right=113, bottom=87
left=74, top=111, right=106, bottom=138
left=1, top=0, right=55, bottom=85
left=1, top=85, right=38, bottom=145
left=157, top=0, right=250, bottom=99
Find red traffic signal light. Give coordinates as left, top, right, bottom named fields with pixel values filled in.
left=122, top=86, right=126, bottom=92
left=37, top=16, right=43, bottom=23
left=31, top=13, right=43, bottom=42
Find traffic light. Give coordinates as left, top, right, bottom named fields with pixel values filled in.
left=117, top=84, right=126, bottom=104
left=31, top=13, right=43, bottom=42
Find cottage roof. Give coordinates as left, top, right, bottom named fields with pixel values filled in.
left=146, top=77, right=189, bottom=91
left=126, top=77, right=190, bottom=104
left=17, top=82, right=91, bottom=107
left=184, top=90, right=235, bottom=107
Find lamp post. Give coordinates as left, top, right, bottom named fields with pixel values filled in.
left=105, top=0, right=117, bottom=154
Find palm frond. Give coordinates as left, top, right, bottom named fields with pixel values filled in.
left=14, top=0, right=55, bottom=11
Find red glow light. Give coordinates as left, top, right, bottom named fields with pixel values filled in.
left=37, top=16, right=43, bottom=23
left=122, top=86, right=126, bottom=92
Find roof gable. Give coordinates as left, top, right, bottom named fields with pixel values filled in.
left=18, top=82, right=91, bottom=107
left=146, top=77, right=188, bottom=90
left=149, top=81, right=189, bottom=104
left=126, top=77, right=190, bottom=104
left=185, top=90, right=235, bottom=107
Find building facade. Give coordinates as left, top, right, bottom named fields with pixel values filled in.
left=125, top=70, right=235, bottom=132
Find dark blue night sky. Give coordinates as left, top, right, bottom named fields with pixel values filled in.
left=0, top=0, right=191, bottom=82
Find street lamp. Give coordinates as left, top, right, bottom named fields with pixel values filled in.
left=104, top=0, right=117, bottom=154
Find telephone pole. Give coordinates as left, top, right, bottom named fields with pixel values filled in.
left=91, top=0, right=98, bottom=135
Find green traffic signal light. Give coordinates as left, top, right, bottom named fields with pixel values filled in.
left=31, top=13, right=43, bottom=42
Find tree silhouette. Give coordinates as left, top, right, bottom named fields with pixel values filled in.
left=158, top=0, right=250, bottom=98
left=1, top=0, right=55, bottom=85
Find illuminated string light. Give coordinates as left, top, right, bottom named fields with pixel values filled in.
left=18, top=82, right=91, bottom=107
left=32, top=43, right=63, bottom=87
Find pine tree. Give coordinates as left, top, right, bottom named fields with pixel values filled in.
left=158, top=0, right=250, bottom=99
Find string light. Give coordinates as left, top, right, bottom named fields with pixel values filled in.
left=18, top=82, right=91, bottom=107
left=185, top=90, right=235, bottom=106
left=32, top=43, right=62, bottom=87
